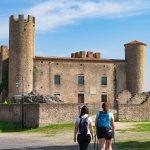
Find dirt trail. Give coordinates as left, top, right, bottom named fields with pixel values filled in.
left=0, top=122, right=149, bottom=150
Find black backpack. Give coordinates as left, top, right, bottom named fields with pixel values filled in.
left=79, top=116, right=88, bottom=135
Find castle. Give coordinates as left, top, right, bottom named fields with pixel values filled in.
left=0, top=15, right=146, bottom=106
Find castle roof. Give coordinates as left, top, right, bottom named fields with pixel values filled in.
left=124, top=40, right=147, bottom=46
left=34, top=56, right=126, bottom=63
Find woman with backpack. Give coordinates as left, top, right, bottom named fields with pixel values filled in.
left=74, top=105, right=94, bottom=150
left=95, top=101, right=115, bottom=150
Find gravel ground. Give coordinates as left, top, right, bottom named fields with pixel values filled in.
left=0, top=122, right=149, bottom=150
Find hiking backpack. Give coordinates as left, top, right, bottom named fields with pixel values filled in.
left=78, top=116, right=88, bottom=135
left=97, top=111, right=110, bottom=127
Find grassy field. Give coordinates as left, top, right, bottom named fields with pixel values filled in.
left=23, top=123, right=74, bottom=135
left=0, top=121, right=74, bottom=134
left=115, top=122, right=150, bottom=150
left=116, top=122, right=150, bottom=132
left=0, top=121, right=22, bottom=132
left=115, top=140, right=150, bottom=150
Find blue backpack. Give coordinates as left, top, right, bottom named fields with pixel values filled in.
left=97, top=111, right=110, bottom=127
left=79, top=116, right=88, bottom=135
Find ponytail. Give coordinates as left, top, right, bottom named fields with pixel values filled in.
left=80, top=105, right=89, bottom=117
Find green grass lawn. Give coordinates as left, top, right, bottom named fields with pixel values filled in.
left=128, top=123, right=150, bottom=132
left=115, top=122, right=150, bottom=150
left=115, top=140, right=150, bottom=150
left=0, top=121, right=74, bottom=134
left=0, top=121, right=149, bottom=133
left=117, top=122, right=150, bottom=132
left=0, top=121, right=23, bottom=132
left=24, top=123, right=74, bottom=135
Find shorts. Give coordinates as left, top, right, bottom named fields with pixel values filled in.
left=97, top=127, right=114, bottom=139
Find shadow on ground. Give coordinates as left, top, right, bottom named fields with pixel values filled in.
left=1, top=144, right=96, bottom=150
left=2, top=141, right=150, bottom=150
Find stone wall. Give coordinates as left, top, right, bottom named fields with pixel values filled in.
left=116, top=63, right=127, bottom=95
left=23, top=104, right=40, bottom=128
left=0, top=104, right=21, bottom=122
left=33, top=59, right=126, bottom=105
left=38, top=103, right=79, bottom=127
left=117, top=90, right=132, bottom=104
left=117, top=90, right=150, bottom=104
left=0, top=103, right=79, bottom=128
left=117, top=90, right=150, bottom=121
left=0, top=101, right=149, bottom=127
left=118, top=102, right=150, bottom=121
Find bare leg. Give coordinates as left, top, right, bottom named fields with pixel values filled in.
left=98, top=138, right=106, bottom=150
left=105, top=139, right=112, bottom=150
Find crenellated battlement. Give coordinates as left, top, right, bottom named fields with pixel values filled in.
left=10, top=15, right=17, bottom=21
left=0, top=45, right=9, bottom=61
left=28, top=15, right=35, bottom=23
left=0, top=45, right=8, bottom=50
left=10, top=15, right=35, bottom=24
left=0, top=45, right=9, bottom=56
left=71, top=51, right=101, bottom=59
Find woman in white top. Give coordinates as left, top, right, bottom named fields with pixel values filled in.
left=74, top=105, right=94, bottom=150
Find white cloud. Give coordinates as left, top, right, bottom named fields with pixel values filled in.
left=25, top=0, right=150, bottom=32
left=1, top=0, right=150, bottom=39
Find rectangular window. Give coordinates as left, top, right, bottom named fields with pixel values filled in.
left=101, top=76, right=107, bottom=85
left=78, top=94, right=84, bottom=103
left=54, top=75, right=60, bottom=85
left=78, top=75, right=84, bottom=85
left=101, top=94, right=107, bottom=102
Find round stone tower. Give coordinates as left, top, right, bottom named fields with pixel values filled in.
left=9, top=15, right=35, bottom=96
left=124, top=40, right=146, bottom=94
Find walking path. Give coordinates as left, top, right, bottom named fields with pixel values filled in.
left=0, top=122, right=149, bottom=150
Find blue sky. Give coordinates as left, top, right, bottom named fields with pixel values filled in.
left=0, top=0, right=150, bottom=91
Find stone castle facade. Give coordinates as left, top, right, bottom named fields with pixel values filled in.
left=0, top=15, right=147, bottom=106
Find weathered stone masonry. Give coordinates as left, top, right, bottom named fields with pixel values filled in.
left=0, top=14, right=147, bottom=108
left=117, top=90, right=150, bottom=121
left=9, top=15, right=35, bottom=96
left=0, top=103, right=79, bottom=128
left=0, top=14, right=149, bottom=126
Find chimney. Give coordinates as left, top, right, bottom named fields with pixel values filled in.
left=80, top=51, right=86, bottom=58
left=93, top=52, right=101, bottom=59
left=87, top=51, right=93, bottom=58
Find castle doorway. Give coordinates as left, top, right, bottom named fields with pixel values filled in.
left=78, top=94, right=84, bottom=103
